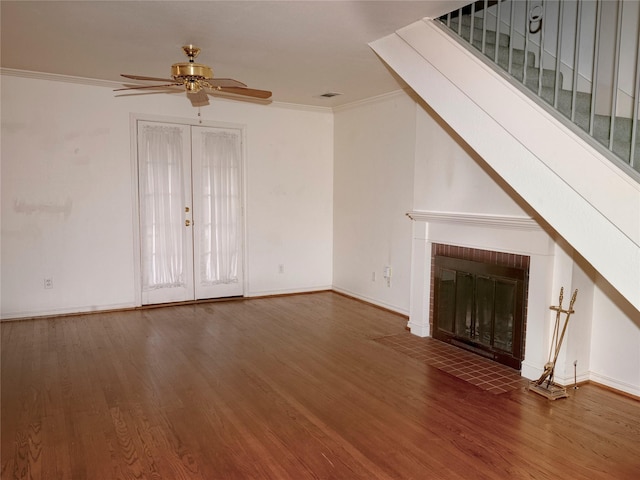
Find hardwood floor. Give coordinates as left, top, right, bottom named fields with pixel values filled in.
left=2, top=292, right=639, bottom=479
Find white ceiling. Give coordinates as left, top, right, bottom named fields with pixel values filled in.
left=1, top=0, right=469, bottom=108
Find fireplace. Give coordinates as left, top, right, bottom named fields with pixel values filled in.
left=407, top=211, right=554, bottom=381
left=431, top=244, right=529, bottom=370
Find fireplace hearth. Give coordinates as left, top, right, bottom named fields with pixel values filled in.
left=431, top=244, right=529, bottom=370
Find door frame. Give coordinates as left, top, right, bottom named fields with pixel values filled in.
left=129, top=113, right=248, bottom=306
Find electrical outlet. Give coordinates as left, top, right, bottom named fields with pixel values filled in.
left=278, top=264, right=285, bottom=274
left=44, top=277, right=53, bottom=289
left=371, top=272, right=376, bottom=281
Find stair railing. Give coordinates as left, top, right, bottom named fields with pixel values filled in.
left=439, top=0, right=640, bottom=174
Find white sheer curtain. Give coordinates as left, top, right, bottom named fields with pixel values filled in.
left=198, top=130, right=241, bottom=285
left=139, top=124, right=186, bottom=290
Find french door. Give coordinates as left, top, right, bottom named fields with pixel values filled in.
left=137, top=120, right=244, bottom=305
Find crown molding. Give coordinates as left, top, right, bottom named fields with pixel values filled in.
left=1, top=68, right=121, bottom=88
left=406, top=210, right=540, bottom=230
left=332, top=89, right=412, bottom=113
left=269, top=101, right=333, bottom=113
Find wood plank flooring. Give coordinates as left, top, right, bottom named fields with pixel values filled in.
left=2, top=292, right=639, bottom=479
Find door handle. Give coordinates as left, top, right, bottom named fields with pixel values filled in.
left=185, top=219, right=191, bottom=227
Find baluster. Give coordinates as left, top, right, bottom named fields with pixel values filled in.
left=482, top=0, right=488, bottom=54
left=509, top=0, right=516, bottom=74
left=589, top=0, right=603, bottom=136
left=538, top=1, right=546, bottom=97
left=629, top=4, right=640, bottom=168
left=553, top=0, right=564, bottom=109
left=609, top=1, right=624, bottom=150
left=470, top=2, right=476, bottom=46
left=571, top=1, right=583, bottom=123
left=524, top=0, right=531, bottom=87
left=494, top=0, right=502, bottom=64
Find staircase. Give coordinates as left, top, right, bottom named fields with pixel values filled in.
left=370, top=0, right=640, bottom=312
left=442, top=8, right=640, bottom=172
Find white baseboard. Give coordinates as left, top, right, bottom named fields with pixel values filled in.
left=589, top=372, right=640, bottom=398
left=520, top=363, right=639, bottom=398
left=245, top=285, right=333, bottom=298
left=407, top=321, right=430, bottom=337
left=552, top=372, right=590, bottom=387
left=1, top=302, right=138, bottom=321
left=330, top=287, right=409, bottom=317
left=521, top=362, right=543, bottom=381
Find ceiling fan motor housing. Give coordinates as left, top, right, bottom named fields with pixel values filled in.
left=171, top=62, right=213, bottom=80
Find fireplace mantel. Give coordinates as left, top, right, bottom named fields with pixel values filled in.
left=406, top=210, right=539, bottom=230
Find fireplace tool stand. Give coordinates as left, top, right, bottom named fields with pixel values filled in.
left=528, top=287, right=578, bottom=400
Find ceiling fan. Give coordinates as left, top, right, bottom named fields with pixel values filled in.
left=115, top=45, right=272, bottom=105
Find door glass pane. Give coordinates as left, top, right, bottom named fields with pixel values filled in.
left=494, top=280, right=516, bottom=352
left=139, top=124, right=187, bottom=291
left=455, top=273, right=473, bottom=338
left=436, top=269, right=456, bottom=333
left=475, top=276, right=494, bottom=346
left=197, top=129, right=242, bottom=286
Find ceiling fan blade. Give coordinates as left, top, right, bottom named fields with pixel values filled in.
left=216, top=86, right=272, bottom=99
left=121, top=74, right=175, bottom=82
left=114, top=83, right=181, bottom=91
left=203, top=78, right=247, bottom=88
left=187, top=90, right=210, bottom=107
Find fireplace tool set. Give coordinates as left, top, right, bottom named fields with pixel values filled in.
left=528, top=287, right=578, bottom=400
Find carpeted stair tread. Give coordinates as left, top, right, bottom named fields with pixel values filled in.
left=474, top=42, right=536, bottom=69
left=449, top=21, right=512, bottom=48
left=513, top=66, right=560, bottom=90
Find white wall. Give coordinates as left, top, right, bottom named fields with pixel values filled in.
left=413, top=101, right=530, bottom=216
left=332, top=92, right=416, bottom=314
left=1, top=73, right=333, bottom=318
left=590, top=276, right=640, bottom=396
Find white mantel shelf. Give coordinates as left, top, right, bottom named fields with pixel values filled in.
left=406, top=211, right=540, bottom=231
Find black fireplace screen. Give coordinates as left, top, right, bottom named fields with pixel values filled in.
left=433, top=255, right=526, bottom=369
